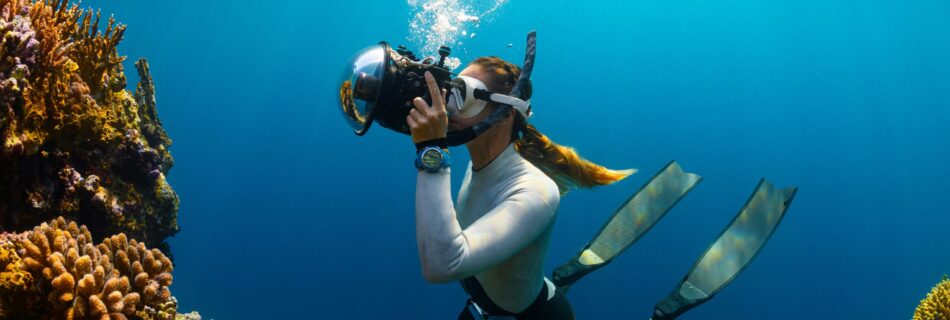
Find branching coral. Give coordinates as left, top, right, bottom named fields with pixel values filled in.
left=915, top=275, right=950, bottom=320
left=1, top=217, right=179, bottom=319
left=0, top=0, right=178, bottom=254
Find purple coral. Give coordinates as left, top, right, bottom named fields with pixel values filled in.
left=0, top=14, right=39, bottom=82
left=0, top=12, right=38, bottom=139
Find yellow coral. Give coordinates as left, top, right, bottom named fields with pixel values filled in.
left=915, top=275, right=950, bottom=320
left=0, top=241, right=33, bottom=291
left=1, top=238, right=38, bottom=317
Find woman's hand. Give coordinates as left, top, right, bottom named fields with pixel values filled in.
left=407, top=71, right=449, bottom=144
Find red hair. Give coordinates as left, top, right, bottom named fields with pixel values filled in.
left=471, top=57, right=634, bottom=194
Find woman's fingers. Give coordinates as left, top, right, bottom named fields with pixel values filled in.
left=409, top=73, right=448, bottom=143
left=424, top=71, right=446, bottom=113
left=409, top=108, right=424, bottom=125
left=412, top=97, right=430, bottom=116
left=406, top=113, right=418, bottom=129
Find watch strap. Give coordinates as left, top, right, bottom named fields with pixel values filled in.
left=415, top=138, right=448, bottom=152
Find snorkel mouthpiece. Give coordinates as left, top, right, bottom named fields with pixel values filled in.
left=337, top=31, right=537, bottom=146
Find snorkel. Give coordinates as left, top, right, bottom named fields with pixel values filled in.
left=337, top=31, right=537, bottom=146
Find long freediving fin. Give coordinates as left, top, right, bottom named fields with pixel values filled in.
left=651, top=179, right=798, bottom=320
left=552, top=161, right=702, bottom=292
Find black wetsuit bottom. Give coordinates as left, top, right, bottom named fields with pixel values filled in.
left=457, top=277, right=575, bottom=320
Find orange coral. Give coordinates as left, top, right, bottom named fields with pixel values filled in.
left=12, top=0, right=134, bottom=161
left=2, top=217, right=178, bottom=320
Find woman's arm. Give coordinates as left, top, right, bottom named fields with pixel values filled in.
left=415, top=170, right=558, bottom=283
left=406, top=71, right=557, bottom=282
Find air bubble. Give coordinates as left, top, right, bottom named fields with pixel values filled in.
left=407, top=0, right=509, bottom=69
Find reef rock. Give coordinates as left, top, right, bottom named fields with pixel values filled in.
left=0, top=217, right=180, bottom=319
left=0, top=0, right=179, bottom=254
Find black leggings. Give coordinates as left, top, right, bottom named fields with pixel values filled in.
left=517, top=289, right=575, bottom=320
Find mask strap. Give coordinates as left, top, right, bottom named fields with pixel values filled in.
left=473, top=89, right=530, bottom=118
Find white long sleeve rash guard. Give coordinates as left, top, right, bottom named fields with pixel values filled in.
left=415, top=143, right=561, bottom=313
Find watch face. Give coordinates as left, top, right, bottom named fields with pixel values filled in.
left=421, top=149, right=444, bottom=169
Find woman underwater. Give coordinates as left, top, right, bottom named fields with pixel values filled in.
left=408, top=57, right=633, bottom=319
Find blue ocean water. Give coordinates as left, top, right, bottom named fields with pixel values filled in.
left=84, top=0, right=950, bottom=319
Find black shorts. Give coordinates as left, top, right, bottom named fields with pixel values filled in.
left=457, top=277, right=575, bottom=320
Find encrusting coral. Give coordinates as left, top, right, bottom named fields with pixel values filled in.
left=0, top=0, right=179, bottom=254
left=1, top=217, right=180, bottom=319
left=915, top=275, right=950, bottom=320
left=0, top=234, right=40, bottom=317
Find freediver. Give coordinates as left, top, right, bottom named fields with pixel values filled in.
left=338, top=32, right=797, bottom=319
left=408, top=58, right=632, bottom=319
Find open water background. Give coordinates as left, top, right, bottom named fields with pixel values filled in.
left=84, top=0, right=950, bottom=318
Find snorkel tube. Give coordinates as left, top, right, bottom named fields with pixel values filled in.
left=445, top=31, right=536, bottom=146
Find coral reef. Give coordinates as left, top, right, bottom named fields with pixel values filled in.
left=0, top=0, right=179, bottom=254
left=915, top=275, right=950, bottom=320
left=1, top=217, right=180, bottom=319
left=0, top=2, right=192, bottom=318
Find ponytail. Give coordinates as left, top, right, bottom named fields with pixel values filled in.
left=472, top=57, right=634, bottom=194
left=515, top=121, right=634, bottom=194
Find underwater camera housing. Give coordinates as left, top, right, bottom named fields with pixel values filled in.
left=338, top=42, right=455, bottom=136
left=338, top=31, right=536, bottom=146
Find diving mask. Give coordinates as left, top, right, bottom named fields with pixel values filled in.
left=445, top=75, right=531, bottom=120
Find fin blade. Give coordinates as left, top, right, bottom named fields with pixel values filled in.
left=652, top=179, right=798, bottom=320
left=553, top=161, right=702, bottom=290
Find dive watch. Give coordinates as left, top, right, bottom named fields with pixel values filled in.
left=415, top=146, right=450, bottom=173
